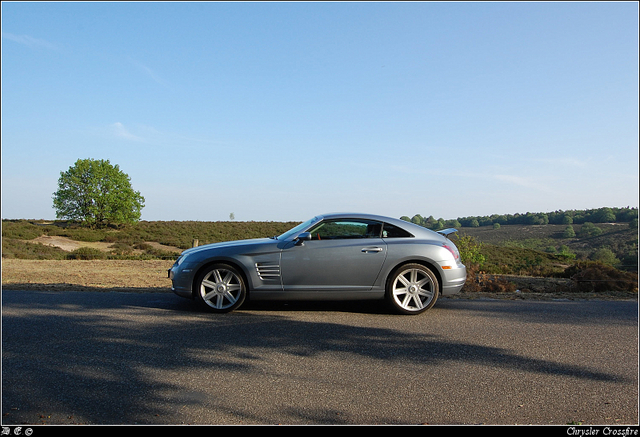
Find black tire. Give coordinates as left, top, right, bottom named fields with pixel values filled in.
left=194, top=263, right=247, bottom=313
left=386, top=263, right=438, bottom=315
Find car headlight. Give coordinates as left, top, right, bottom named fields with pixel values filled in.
left=175, top=253, right=189, bottom=266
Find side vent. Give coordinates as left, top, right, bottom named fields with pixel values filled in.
left=255, top=263, right=280, bottom=280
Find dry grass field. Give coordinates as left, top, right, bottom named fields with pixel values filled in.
left=2, top=259, right=174, bottom=292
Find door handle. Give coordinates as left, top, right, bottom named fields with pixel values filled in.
left=361, top=247, right=383, bottom=253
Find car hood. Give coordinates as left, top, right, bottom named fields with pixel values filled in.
left=180, top=238, right=273, bottom=256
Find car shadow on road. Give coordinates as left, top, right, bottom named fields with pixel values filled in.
left=2, top=289, right=636, bottom=425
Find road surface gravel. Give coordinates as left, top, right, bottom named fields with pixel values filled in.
left=1, top=289, right=637, bottom=425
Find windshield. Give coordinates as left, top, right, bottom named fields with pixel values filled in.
left=277, top=216, right=322, bottom=240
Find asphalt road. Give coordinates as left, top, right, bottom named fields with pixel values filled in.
left=2, top=290, right=637, bottom=425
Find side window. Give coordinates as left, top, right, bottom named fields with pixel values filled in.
left=308, top=220, right=383, bottom=240
left=382, top=223, right=413, bottom=238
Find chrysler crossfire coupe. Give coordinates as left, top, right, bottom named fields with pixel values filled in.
left=169, top=213, right=466, bottom=314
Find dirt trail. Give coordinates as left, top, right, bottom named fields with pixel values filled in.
left=30, top=235, right=99, bottom=251
left=25, top=235, right=182, bottom=254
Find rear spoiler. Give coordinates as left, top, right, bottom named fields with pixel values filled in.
left=436, top=228, right=458, bottom=239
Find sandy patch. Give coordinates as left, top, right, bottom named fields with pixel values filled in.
left=28, top=236, right=111, bottom=252
left=25, top=236, right=182, bottom=254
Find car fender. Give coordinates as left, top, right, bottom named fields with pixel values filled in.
left=377, top=241, right=453, bottom=292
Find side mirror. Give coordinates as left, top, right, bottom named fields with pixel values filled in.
left=295, top=232, right=312, bottom=246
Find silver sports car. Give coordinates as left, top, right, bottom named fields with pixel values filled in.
left=168, top=213, right=466, bottom=314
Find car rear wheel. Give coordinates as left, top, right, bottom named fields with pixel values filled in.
left=386, top=264, right=438, bottom=315
left=195, top=264, right=246, bottom=313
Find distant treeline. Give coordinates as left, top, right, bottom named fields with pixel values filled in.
left=401, top=207, right=639, bottom=230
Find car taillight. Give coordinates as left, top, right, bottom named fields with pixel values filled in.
left=443, top=244, right=459, bottom=261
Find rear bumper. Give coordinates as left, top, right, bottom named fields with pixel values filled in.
left=441, top=265, right=466, bottom=296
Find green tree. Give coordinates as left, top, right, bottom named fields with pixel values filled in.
left=411, top=214, right=424, bottom=226
left=591, top=207, right=616, bottom=223
left=455, top=235, right=486, bottom=267
left=557, top=245, right=576, bottom=260
left=445, top=219, right=462, bottom=228
left=590, top=248, right=619, bottom=266
left=53, top=158, right=145, bottom=227
left=562, top=225, right=576, bottom=238
left=424, top=215, right=438, bottom=229
left=579, top=222, right=602, bottom=237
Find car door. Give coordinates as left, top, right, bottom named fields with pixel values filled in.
left=280, top=219, right=387, bottom=294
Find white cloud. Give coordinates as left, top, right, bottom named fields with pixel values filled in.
left=493, top=174, right=551, bottom=192
left=531, top=157, right=588, bottom=168
left=2, top=32, right=57, bottom=50
left=129, top=58, right=169, bottom=87
left=111, top=122, right=146, bottom=142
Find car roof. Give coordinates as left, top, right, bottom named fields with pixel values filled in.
left=317, top=212, right=439, bottom=238
left=320, top=212, right=404, bottom=223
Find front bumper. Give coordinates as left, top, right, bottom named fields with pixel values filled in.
left=168, top=263, right=196, bottom=299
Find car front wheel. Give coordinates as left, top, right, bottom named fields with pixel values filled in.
left=386, top=264, right=438, bottom=315
left=195, top=264, right=247, bottom=313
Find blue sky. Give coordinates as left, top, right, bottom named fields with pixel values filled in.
left=2, top=2, right=638, bottom=222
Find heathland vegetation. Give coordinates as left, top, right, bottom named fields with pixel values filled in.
left=1, top=219, right=298, bottom=260
left=403, top=207, right=638, bottom=269
left=401, top=207, right=637, bottom=293
left=2, top=207, right=638, bottom=293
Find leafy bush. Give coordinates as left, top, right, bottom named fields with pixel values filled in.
left=557, top=245, right=576, bottom=260
left=590, top=248, right=619, bottom=266
left=562, top=225, right=576, bottom=238
left=108, top=242, right=134, bottom=255
left=579, top=222, right=602, bottom=237
left=1, top=238, right=68, bottom=260
left=139, top=247, right=180, bottom=259
left=67, top=247, right=106, bottom=260
left=454, top=235, right=486, bottom=267
left=461, top=265, right=517, bottom=293
left=563, top=261, right=637, bottom=292
left=1, top=220, right=47, bottom=240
